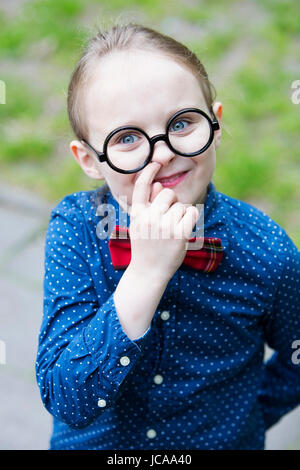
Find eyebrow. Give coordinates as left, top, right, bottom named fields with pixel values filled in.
left=105, top=104, right=206, bottom=133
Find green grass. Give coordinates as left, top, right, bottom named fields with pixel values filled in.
left=0, top=0, right=299, bottom=247
left=187, top=30, right=239, bottom=67
left=260, top=0, right=300, bottom=34
left=0, top=136, right=53, bottom=163
left=0, top=76, right=43, bottom=120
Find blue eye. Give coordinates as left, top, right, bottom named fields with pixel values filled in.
left=170, top=120, right=188, bottom=132
left=119, top=134, right=138, bottom=145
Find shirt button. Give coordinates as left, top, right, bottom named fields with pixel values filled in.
left=146, top=429, right=157, bottom=439
left=120, top=356, right=130, bottom=366
left=97, top=399, right=106, bottom=408
left=153, top=374, right=163, bottom=385
left=160, top=310, right=170, bottom=321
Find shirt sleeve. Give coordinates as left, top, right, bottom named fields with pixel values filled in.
left=258, top=230, right=300, bottom=430
left=35, top=201, right=151, bottom=429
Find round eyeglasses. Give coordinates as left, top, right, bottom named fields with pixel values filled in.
left=81, top=107, right=220, bottom=174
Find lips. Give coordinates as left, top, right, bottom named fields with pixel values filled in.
left=154, top=171, right=188, bottom=183
left=152, top=170, right=190, bottom=188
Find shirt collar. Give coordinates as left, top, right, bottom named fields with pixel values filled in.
left=203, top=180, right=217, bottom=225
left=202, top=181, right=229, bottom=250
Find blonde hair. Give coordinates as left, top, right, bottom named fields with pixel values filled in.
left=67, top=22, right=217, bottom=141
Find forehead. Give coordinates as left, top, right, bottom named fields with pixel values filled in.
left=85, top=50, right=207, bottom=137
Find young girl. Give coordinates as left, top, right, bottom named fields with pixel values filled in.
left=36, top=23, right=300, bottom=450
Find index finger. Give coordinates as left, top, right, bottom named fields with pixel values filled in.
left=131, top=162, right=162, bottom=207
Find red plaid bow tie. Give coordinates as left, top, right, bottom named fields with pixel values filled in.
left=108, top=226, right=223, bottom=272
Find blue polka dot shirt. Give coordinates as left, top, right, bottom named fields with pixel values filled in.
left=36, top=181, right=300, bottom=450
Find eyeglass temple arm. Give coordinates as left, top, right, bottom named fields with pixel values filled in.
left=211, top=109, right=220, bottom=131
left=81, top=139, right=106, bottom=162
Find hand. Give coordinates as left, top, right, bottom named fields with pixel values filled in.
left=128, top=162, right=199, bottom=281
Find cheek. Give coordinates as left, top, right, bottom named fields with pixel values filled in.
left=105, top=167, right=133, bottom=189
left=109, top=174, right=136, bottom=206
left=193, top=147, right=216, bottom=171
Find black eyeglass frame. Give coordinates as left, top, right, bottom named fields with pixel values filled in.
left=81, top=107, right=220, bottom=175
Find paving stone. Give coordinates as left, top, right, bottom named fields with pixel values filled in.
left=0, top=206, right=43, bottom=257
left=0, top=373, right=51, bottom=450
left=0, top=278, right=52, bottom=449
left=6, top=232, right=46, bottom=288
left=0, top=179, right=52, bottom=217
left=266, top=406, right=300, bottom=450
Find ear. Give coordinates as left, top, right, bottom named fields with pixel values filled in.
left=69, top=140, right=104, bottom=180
left=212, top=101, right=222, bottom=149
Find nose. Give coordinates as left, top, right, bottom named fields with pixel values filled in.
left=150, top=135, right=176, bottom=167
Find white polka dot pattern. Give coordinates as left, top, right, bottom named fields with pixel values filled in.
left=35, top=181, right=300, bottom=450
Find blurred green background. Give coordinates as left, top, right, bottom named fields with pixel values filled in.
left=0, top=0, right=299, bottom=246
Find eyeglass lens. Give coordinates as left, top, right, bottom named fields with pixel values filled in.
left=106, top=111, right=211, bottom=172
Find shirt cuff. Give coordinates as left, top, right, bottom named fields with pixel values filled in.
left=84, top=293, right=152, bottom=389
